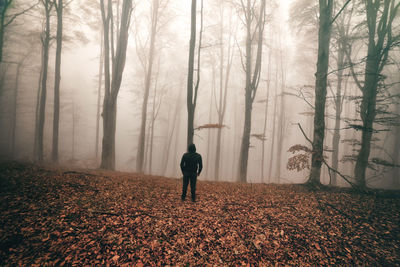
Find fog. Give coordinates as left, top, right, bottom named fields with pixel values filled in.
left=0, top=0, right=399, bottom=189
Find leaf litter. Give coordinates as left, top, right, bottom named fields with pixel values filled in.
left=0, top=162, right=399, bottom=266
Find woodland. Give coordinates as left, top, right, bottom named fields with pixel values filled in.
left=0, top=0, right=399, bottom=265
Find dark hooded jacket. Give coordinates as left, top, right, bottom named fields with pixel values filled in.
left=180, top=144, right=203, bottom=176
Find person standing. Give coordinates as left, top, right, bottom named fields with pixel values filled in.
left=180, top=143, right=203, bottom=202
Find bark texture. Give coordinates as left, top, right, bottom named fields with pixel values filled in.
left=308, top=0, right=333, bottom=184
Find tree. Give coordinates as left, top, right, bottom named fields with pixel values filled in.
left=350, top=0, right=400, bottom=188
left=186, top=0, right=203, bottom=147
left=214, top=1, right=234, bottom=181
left=238, top=0, right=266, bottom=182
left=136, top=0, right=162, bottom=173
left=51, top=0, right=63, bottom=163
left=99, top=0, right=133, bottom=170
left=34, top=0, right=53, bottom=163
left=307, top=0, right=333, bottom=185
left=329, top=0, right=353, bottom=186
left=0, top=1, right=38, bottom=62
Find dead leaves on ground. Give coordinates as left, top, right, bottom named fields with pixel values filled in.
left=0, top=162, right=399, bottom=265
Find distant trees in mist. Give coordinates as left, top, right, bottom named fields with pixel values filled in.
left=0, top=0, right=399, bottom=189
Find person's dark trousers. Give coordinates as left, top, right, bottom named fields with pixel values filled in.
left=181, top=173, right=197, bottom=201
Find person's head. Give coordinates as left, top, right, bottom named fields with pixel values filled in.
left=188, top=143, right=196, bottom=153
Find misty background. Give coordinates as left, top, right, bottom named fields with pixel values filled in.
left=0, top=0, right=399, bottom=188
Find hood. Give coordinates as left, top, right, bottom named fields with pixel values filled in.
left=188, top=143, right=196, bottom=153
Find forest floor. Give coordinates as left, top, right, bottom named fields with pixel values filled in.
left=0, top=161, right=399, bottom=266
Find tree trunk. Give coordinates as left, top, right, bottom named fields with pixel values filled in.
left=34, top=49, right=44, bottom=159
left=261, top=53, right=271, bottom=182
left=353, top=0, right=397, bottom=189
left=137, top=0, right=159, bottom=173
left=52, top=0, right=63, bottom=163
left=11, top=62, right=22, bottom=157
left=354, top=56, right=379, bottom=188
left=238, top=0, right=265, bottom=182
left=96, top=29, right=104, bottom=160
left=186, top=0, right=196, bottom=147
left=268, top=74, right=278, bottom=183
left=100, top=0, right=133, bottom=170
left=215, top=5, right=233, bottom=181
left=162, top=85, right=182, bottom=176
left=0, top=0, right=10, bottom=63
left=275, top=49, right=286, bottom=183
left=308, top=0, right=333, bottom=184
left=393, top=101, right=400, bottom=187
left=331, top=43, right=345, bottom=186
left=36, top=0, right=52, bottom=163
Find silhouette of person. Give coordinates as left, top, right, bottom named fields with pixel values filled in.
left=180, top=143, right=203, bottom=202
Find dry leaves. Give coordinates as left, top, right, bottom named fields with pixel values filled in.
left=0, top=162, right=399, bottom=265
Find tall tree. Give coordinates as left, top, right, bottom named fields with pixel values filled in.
left=136, top=0, right=160, bottom=173
left=10, top=51, right=30, bottom=157
left=261, top=51, right=271, bottom=181
left=186, top=0, right=203, bottom=147
left=35, top=0, right=53, bottom=163
left=95, top=29, right=104, bottom=160
left=51, top=0, right=63, bottom=163
left=350, top=0, right=399, bottom=188
left=100, top=0, right=133, bottom=170
left=307, top=0, right=333, bottom=185
left=215, top=2, right=234, bottom=180
left=330, top=3, right=353, bottom=185
left=0, top=1, right=37, bottom=62
left=238, top=0, right=266, bottom=182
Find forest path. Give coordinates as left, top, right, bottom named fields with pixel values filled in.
left=0, top=162, right=399, bottom=266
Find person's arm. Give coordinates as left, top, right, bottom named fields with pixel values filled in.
left=197, top=155, right=203, bottom=175
left=180, top=155, right=185, bottom=173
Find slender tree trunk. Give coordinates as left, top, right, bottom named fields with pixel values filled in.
left=96, top=30, right=104, bottom=160
left=275, top=48, right=286, bottom=183
left=0, top=1, right=9, bottom=63
left=331, top=44, right=345, bottom=186
left=238, top=0, right=265, bottom=182
left=137, top=0, right=159, bottom=173
left=34, top=49, right=44, bottom=158
left=268, top=74, right=278, bottom=183
left=52, top=0, right=63, bottom=163
left=393, top=102, right=400, bottom=187
left=308, top=0, right=333, bottom=184
left=186, top=0, right=197, bottom=147
left=162, top=85, right=182, bottom=176
left=206, top=63, right=216, bottom=179
left=215, top=6, right=233, bottom=181
left=238, top=0, right=253, bottom=183
left=148, top=75, right=160, bottom=173
left=36, top=0, right=53, bottom=163
left=72, top=103, right=76, bottom=162
left=11, top=62, right=22, bottom=157
left=261, top=50, right=272, bottom=182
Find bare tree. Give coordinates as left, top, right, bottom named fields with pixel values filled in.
left=95, top=29, right=104, bottom=160
left=51, top=0, right=63, bottom=163
left=136, top=0, right=161, bottom=173
left=215, top=2, right=235, bottom=180
left=0, top=1, right=38, bottom=62
left=35, top=0, right=54, bottom=163
left=186, top=0, right=203, bottom=147
left=238, top=0, right=266, bottom=182
left=308, top=0, right=333, bottom=185
left=348, top=0, right=399, bottom=188
left=99, top=0, right=133, bottom=170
